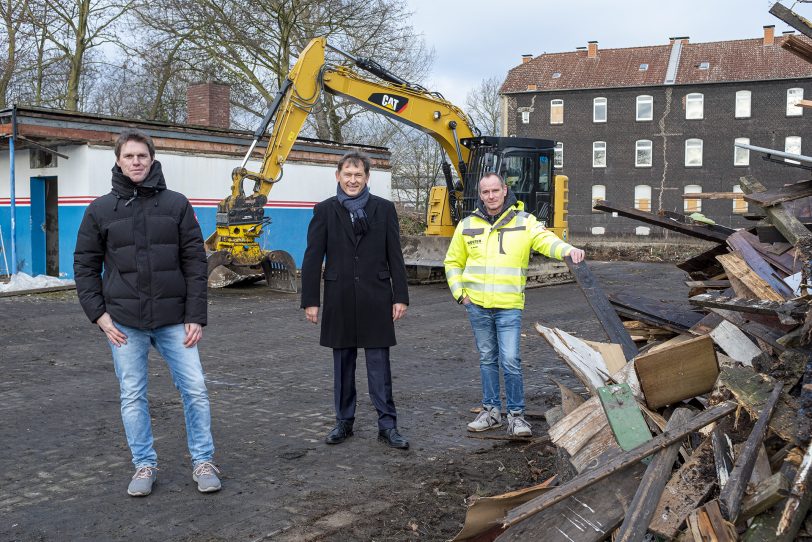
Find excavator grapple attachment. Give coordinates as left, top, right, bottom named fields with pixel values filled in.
left=206, top=249, right=298, bottom=292
left=261, top=250, right=298, bottom=293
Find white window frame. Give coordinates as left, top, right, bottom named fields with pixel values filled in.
left=521, top=111, right=530, bottom=124
left=734, top=137, right=750, bottom=166
left=550, top=99, right=564, bottom=124
left=684, top=184, right=702, bottom=213
left=787, top=88, right=804, bottom=116
left=554, top=142, right=563, bottom=168
left=732, top=185, right=748, bottom=214
left=735, top=90, right=751, bottom=118
left=785, top=136, right=802, bottom=164
left=634, top=185, right=652, bottom=212
left=591, top=184, right=606, bottom=212
left=593, top=97, right=607, bottom=123
left=635, top=139, right=653, bottom=167
left=685, top=93, right=704, bottom=120
left=592, top=141, right=607, bottom=168
left=636, top=95, right=653, bottom=121
left=685, top=138, right=703, bottom=167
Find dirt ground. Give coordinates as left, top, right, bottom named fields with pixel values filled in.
left=0, top=261, right=692, bottom=542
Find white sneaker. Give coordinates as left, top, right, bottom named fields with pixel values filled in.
left=467, top=406, right=502, bottom=432
left=507, top=411, right=532, bottom=437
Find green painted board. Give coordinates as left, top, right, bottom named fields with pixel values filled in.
left=598, top=383, right=652, bottom=452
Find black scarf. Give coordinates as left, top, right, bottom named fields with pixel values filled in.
left=337, top=184, right=370, bottom=235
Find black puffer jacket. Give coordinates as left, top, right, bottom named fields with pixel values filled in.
left=74, top=161, right=207, bottom=329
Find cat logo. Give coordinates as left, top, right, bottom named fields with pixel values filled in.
left=368, top=93, right=409, bottom=114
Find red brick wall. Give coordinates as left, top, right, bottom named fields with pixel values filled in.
left=187, top=82, right=230, bottom=129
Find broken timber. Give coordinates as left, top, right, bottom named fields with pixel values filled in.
left=593, top=200, right=732, bottom=242
left=563, top=257, right=638, bottom=361
left=743, top=179, right=812, bottom=208
left=502, top=401, right=737, bottom=528
left=615, top=407, right=694, bottom=541
left=608, top=292, right=705, bottom=332
left=726, top=231, right=795, bottom=298
left=769, top=1, right=812, bottom=40
left=689, top=293, right=808, bottom=320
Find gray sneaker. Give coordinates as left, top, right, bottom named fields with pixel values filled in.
left=192, top=461, right=221, bottom=493
left=127, top=466, right=157, bottom=497
left=467, top=406, right=502, bottom=432
left=507, top=411, right=532, bottom=437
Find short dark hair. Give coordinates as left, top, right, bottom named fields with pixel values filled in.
left=337, top=151, right=371, bottom=176
left=479, top=171, right=505, bottom=187
left=115, top=129, right=155, bottom=159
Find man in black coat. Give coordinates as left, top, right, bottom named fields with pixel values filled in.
left=301, top=151, right=410, bottom=449
left=74, top=129, right=221, bottom=496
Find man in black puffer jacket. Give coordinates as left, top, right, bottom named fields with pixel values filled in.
left=74, top=129, right=220, bottom=497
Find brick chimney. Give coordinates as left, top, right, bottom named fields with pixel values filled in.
left=587, top=41, right=598, bottom=59
left=763, top=25, right=775, bottom=46
left=187, top=81, right=231, bottom=129
left=522, top=54, right=533, bottom=64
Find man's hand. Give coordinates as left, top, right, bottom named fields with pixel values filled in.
left=568, top=248, right=586, bottom=264
left=392, top=303, right=407, bottom=321
left=461, top=296, right=471, bottom=305
left=97, top=312, right=128, bottom=347
left=305, top=306, right=319, bottom=324
left=184, top=323, right=203, bottom=347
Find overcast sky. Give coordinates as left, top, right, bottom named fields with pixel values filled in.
left=405, top=0, right=808, bottom=106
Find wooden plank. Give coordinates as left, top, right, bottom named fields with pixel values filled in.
left=716, top=253, right=786, bottom=302
left=727, top=231, right=795, bottom=298
left=594, top=200, right=733, bottom=242
left=548, top=396, right=608, bottom=457
left=740, top=176, right=812, bottom=251
left=598, top=383, right=652, bottom=452
left=776, top=443, right=812, bottom=539
left=690, top=292, right=808, bottom=320
left=494, top=463, right=647, bottom=542
left=719, top=383, right=784, bottom=521
left=769, top=2, right=812, bottom=40
left=713, top=424, right=736, bottom=489
left=708, top=319, right=761, bottom=366
left=755, top=222, right=812, bottom=244
left=569, top=426, right=621, bottom=473
left=564, top=258, right=638, bottom=361
left=646, top=333, right=697, bottom=354
left=717, top=365, right=799, bottom=442
left=583, top=340, right=626, bottom=374
left=680, top=192, right=742, bottom=200
left=783, top=34, right=812, bottom=64
left=609, top=292, right=705, bottom=331
left=739, top=472, right=790, bottom=523
left=650, top=437, right=716, bottom=539
left=744, top=179, right=812, bottom=208
left=503, top=401, right=738, bottom=529
left=687, top=500, right=737, bottom=541
left=536, top=324, right=609, bottom=394
left=615, top=407, right=694, bottom=542
left=634, top=334, right=720, bottom=409
left=685, top=280, right=731, bottom=288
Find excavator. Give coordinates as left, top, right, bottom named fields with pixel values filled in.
left=206, top=37, right=570, bottom=290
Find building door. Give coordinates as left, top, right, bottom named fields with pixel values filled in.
left=30, top=176, right=59, bottom=277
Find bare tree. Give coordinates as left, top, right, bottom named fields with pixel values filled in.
left=0, top=0, right=31, bottom=108
left=465, top=75, right=502, bottom=136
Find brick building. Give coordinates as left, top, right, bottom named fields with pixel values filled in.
left=500, top=27, right=812, bottom=239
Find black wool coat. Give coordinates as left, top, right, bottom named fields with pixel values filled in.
left=300, top=194, right=409, bottom=348
left=73, top=162, right=208, bottom=330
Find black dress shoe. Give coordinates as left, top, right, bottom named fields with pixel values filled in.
left=378, top=428, right=409, bottom=449
left=325, top=420, right=353, bottom=444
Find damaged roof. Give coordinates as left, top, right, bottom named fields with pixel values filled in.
left=502, top=34, right=812, bottom=94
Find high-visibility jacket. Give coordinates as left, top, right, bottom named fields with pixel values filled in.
left=444, top=201, right=574, bottom=310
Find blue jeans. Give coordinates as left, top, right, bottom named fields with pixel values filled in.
left=109, top=323, right=214, bottom=468
left=465, top=303, right=525, bottom=414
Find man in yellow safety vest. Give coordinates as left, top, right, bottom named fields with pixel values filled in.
left=444, top=172, right=585, bottom=436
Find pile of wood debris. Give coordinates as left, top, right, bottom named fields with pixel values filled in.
left=453, top=174, right=811, bottom=541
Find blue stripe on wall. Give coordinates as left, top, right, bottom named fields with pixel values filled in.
left=0, top=204, right=315, bottom=278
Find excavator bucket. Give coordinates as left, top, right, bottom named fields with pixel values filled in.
left=400, top=235, right=574, bottom=288
left=207, top=250, right=262, bottom=288
left=260, top=250, right=298, bottom=293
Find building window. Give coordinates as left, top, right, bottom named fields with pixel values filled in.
left=733, top=185, right=748, bottom=214
left=552, top=72, right=561, bottom=79
left=635, top=139, right=653, bottom=167
left=592, top=184, right=606, bottom=211
left=521, top=111, right=530, bottom=124
left=787, top=88, right=804, bottom=116
left=785, top=136, right=802, bottom=164
left=636, top=226, right=651, bottom=236
left=591, top=226, right=606, bottom=235
left=698, top=61, right=710, bottom=70
left=684, top=185, right=702, bottom=212
left=685, top=138, right=703, bottom=167
left=593, top=141, right=607, bottom=168
left=639, top=63, right=649, bottom=71
left=554, top=142, right=563, bottom=168
left=636, top=95, right=653, bottom=121
left=686, top=93, right=704, bottom=119
left=634, top=185, right=652, bottom=212
left=734, top=137, right=750, bottom=166
left=735, top=90, right=751, bottom=118
left=593, top=97, right=607, bottom=123
left=550, top=99, right=564, bottom=124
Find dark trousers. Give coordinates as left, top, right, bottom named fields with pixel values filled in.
left=333, top=347, right=397, bottom=430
